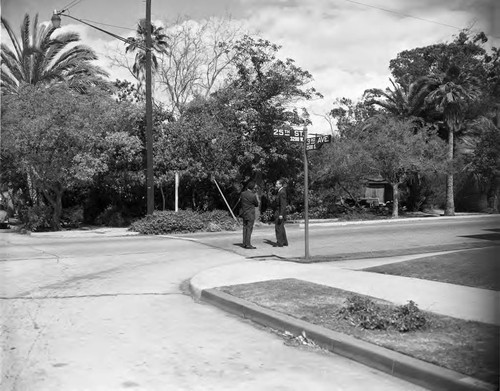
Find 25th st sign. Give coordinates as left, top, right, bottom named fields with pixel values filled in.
left=273, top=129, right=331, bottom=149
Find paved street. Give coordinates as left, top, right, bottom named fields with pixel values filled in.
left=182, top=214, right=500, bottom=259
left=1, top=215, right=498, bottom=390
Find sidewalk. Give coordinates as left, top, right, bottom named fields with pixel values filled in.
left=190, top=253, right=500, bottom=325
left=190, top=250, right=500, bottom=391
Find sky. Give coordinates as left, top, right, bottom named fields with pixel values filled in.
left=2, top=0, right=499, bottom=134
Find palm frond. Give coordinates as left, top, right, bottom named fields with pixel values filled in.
left=21, top=14, right=31, bottom=52
left=1, top=16, right=23, bottom=60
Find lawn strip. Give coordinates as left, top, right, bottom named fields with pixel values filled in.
left=364, top=247, right=500, bottom=290
left=218, top=278, right=499, bottom=386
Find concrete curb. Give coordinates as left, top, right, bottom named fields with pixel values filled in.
left=200, top=288, right=497, bottom=391
left=297, top=213, right=498, bottom=228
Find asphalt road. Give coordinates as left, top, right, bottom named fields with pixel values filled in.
left=186, top=214, right=500, bottom=259
left=2, top=215, right=498, bottom=391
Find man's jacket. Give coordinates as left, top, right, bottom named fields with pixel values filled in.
left=240, top=190, right=259, bottom=220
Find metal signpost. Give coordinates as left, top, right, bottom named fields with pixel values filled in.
left=273, top=128, right=332, bottom=260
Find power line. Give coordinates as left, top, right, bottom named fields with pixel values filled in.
left=341, top=0, right=500, bottom=39
left=77, top=17, right=135, bottom=31
left=59, top=0, right=83, bottom=13
left=342, top=0, right=462, bottom=29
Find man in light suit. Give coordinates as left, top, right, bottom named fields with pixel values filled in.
left=274, top=179, right=288, bottom=247
left=240, top=181, right=259, bottom=249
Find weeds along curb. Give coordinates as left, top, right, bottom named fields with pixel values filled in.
left=201, top=288, right=497, bottom=391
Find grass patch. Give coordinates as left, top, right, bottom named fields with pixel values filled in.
left=364, top=247, right=500, bottom=290
left=219, top=278, right=499, bottom=386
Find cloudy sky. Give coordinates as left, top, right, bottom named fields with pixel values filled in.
left=2, top=0, right=499, bottom=133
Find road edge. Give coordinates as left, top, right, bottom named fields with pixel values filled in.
left=200, top=288, right=497, bottom=391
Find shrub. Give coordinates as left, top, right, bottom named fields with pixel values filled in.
left=339, top=295, right=390, bottom=330
left=61, top=206, right=83, bottom=228
left=338, top=295, right=427, bottom=332
left=130, top=209, right=238, bottom=235
left=391, top=300, right=427, bottom=332
left=260, top=208, right=275, bottom=223
left=18, top=204, right=53, bottom=232
left=95, top=205, right=130, bottom=227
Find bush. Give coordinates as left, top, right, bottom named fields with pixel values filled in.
left=18, top=204, right=53, bottom=232
left=95, top=205, right=131, bottom=227
left=338, top=295, right=427, bottom=332
left=260, top=208, right=275, bottom=223
left=130, top=209, right=239, bottom=235
left=61, top=206, right=83, bottom=228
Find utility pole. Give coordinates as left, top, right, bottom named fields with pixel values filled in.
left=145, top=0, right=154, bottom=215
left=303, top=126, right=310, bottom=260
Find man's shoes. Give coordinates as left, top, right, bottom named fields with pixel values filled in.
left=245, top=245, right=257, bottom=249
left=273, top=244, right=283, bottom=247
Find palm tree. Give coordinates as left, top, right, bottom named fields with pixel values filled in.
left=125, top=19, right=168, bottom=93
left=363, top=78, right=429, bottom=120
left=422, top=65, right=481, bottom=215
left=1, top=13, right=108, bottom=94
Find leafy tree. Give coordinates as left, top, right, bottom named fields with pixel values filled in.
left=1, top=83, right=142, bottom=229
left=388, top=30, right=497, bottom=214
left=361, top=116, right=446, bottom=217
left=1, top=13, right=108, bottom=94
left=327, top=97, right=376, bottom=137
left=389, top=31, right=489, bottom=90
left=312, top=98, right=376, bottom=204
left=310, top=136, right=372, bottom=204
left=460, top=117, right=500, bottom=212
left=152, top=35, right=320, bottom=212
left=223, top=35, right=321, bottom=183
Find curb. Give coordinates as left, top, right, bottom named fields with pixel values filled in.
left=200, top=288, right=497, bottom=391
left=297, top=213, right=498, bottom=228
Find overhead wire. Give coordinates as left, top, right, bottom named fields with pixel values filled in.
left=341, top=0, right=500, bottom=40
left=59, top=0, right=83, bottom=13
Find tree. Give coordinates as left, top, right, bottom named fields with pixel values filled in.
left=152, top=35, right=321, bottom=211
left=361, top=116, right=446, bottom=217
left=125, top=19, right=168, bottom=93
left=421, top=65, right=481, bottom=215
left=363, top=78, right=429, bottom=120
left=460, top=117, right=500, bottom=212
left=156, top=16, right=244, bottom=117
left=388, top=30, right=498, bottom=214
left=1, top=83, right=142, bottom=229
left=1, top=13, right=108, bottom=94
left=310, top=136, right=372, bottom=204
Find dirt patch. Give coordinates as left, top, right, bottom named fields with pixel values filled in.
left=219, top=278, right=499, bottom=386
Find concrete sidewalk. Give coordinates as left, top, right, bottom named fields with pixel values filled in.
left=190, top=250, right=500, bottom=391
left=190, top=252, right=500, bottom=325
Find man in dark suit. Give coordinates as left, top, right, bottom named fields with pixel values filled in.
left=274, top=179, right=288, bottom=247
left=240, top=181, right=259, bottom=249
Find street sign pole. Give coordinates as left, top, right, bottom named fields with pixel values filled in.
left=303, top=126, right=310, bottom=260
left=273, top=126, right=331, bottom=261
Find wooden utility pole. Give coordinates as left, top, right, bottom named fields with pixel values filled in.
left=145, top=0, right=154, bottom=214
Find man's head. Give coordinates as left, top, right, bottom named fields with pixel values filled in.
left=247, top=181, right=256, bottom=191
left=275, top=179, right=284, bottom=190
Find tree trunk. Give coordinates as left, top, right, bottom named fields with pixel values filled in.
left=392, top=182, right=399, bottom=218
left=42, top=185, right=63, bottom=230
left=445, top=127, right=455, bottom=216
left=487, top=180, right=499, bottom=213
left=160, top=186, right=166, bottom=211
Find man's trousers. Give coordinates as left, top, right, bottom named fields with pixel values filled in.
left=243, top=219, right=255, bottom=247
left=275, top=217, right=288, bottom=246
